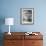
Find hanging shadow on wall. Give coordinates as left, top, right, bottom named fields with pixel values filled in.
left=0, top=16, right=5, bottom=46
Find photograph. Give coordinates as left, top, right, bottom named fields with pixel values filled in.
left=20, top=8, right=34, bottom=24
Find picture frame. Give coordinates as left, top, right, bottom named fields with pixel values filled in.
left=20, top=8, right=34, bottom=24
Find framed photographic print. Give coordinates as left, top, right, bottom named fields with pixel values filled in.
left=20, top=8, right=34, bottom=24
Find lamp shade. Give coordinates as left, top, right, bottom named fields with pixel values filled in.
left=5, top=18, right=14, bottom=25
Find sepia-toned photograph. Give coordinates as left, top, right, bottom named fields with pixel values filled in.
left=20, top=8, right=34, bottom=24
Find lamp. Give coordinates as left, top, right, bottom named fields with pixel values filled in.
left=5, top=18, right=14, bottom=35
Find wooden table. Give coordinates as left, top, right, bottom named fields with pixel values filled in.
left=4, top=32, right=43, bottom=46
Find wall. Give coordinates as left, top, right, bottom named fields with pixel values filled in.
left=0, top=0, right=46, bottom=46
left=0, top=0, right=46, bottom=32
